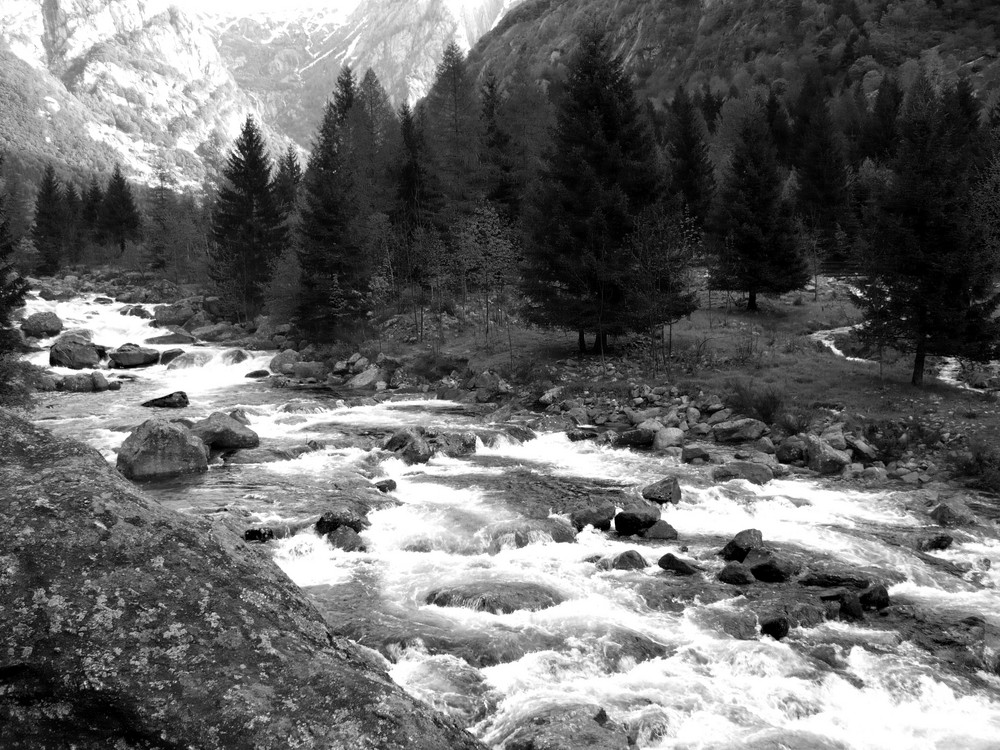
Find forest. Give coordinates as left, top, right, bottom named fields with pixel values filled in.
left=2, top=20, right=1000, bottom=397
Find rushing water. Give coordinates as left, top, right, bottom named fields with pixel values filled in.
left=21, top=293, right=1000, bottom=749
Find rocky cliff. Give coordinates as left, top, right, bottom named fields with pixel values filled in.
left=0, top=0, right=267, bottom=186
left=204, top=0, right=527, bottom=147
left=0, top=409, right=484, bottom=750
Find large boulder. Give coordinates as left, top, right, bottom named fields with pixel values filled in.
left=719, top=529, right=764, bottom=562
left=153, top=303, right=195, bottom=327
left=21, top=311, right=63, bottom=338
left=425, top=581, right=565, bottom=614
left=59, top=372, right=97, bottom=392
left=269, top=349, right=301, bottom=374
left=141, top=391, right=189, bottom=408
left=293, top=361, right=329, bottom=380
left=641, top=476, right=682, bottom=505
left=189, top=412, right=260, bottom=450
left=775, top=435, right=808, bottom=464
left=109, top=343, right=160, bottom=368
left=805, top=435, right=851, bottom=475
left=0, top=411, right=482, bottom=750
left=712, top=418, right=768, bottom=444
left=49, top=331, right=104, bottom=369
left=568, top=500, right=617, bottom=531
left=116, top=418, right=209, bottom=480
left=384, top=427, right=434, bottom=464
left=346, top=367, right=383, bottom=389
left=711, top=461, right=774, bottom=485
left=614, top=507, right=660, bottom=536
left=501, top=705, right=630, bottom=750
left=167, top=351, right=214, bottom=370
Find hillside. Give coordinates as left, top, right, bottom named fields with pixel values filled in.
left=204, top=0, right=527, bottom=148
left=469, top=0, right=1000, bottom=106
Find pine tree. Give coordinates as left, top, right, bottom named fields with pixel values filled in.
left=63, top=183, right=83, bottom=264
left=479, top=70, right=518, bottom=219
left=210, top=115, right=286, bottom=322
left=82, top=177, right=103, bottom=241
left=855, top=76, right=996, bottom=386
left=796, top=98, right=852, bottom=271
left=273, top=145, right=303, bottom=217
left=666, top=85, right=715, bottom=228
left=345, top=69, right=400, bottom=218
left=522, top=24, right=662, bottom=351
left=149, top=167, right=177, bottom=272
left=298, top=101, right=364, bottom=338
left=423, top=42, right=481, bottom=220
left=333, top=66, right=357, bottom=126
left=860, top=75, right=903, bottom=163
left=709, top=109, right=807, bottom=311
left=33, top=164, right=65, bottom=275
left=0, top=155, right=29, bottom=355
left=100, top=164, right=142, bottom=256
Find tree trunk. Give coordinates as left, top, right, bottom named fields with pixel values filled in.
left=911, top=339, right=926, bottom=387
left=747, top=289, right=758, bottom=312
left=578, top=329, right=586, bottom=354
left=591, top=331, right=608, bottom=354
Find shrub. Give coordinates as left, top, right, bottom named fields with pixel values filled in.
left=0, top=357, right=41, bottom=409
left=949, top=439, right=1000, bottom=493
left=725, top=378, right=785, bottom=424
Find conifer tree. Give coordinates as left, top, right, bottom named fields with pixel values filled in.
left=298, top=101, right=364, bottom=338
left=0, top=155, right=29, bottom=355
left=479, top=70, right=518, bottom=219
left=210, top=116, right=285, bottom=322
left=273, top=145, right=302, bottom=217
left=33, top=164, right=65, bottom=275
left=149, top=168, right=176, bottom=272
left=423, top=42, right=481, bottom=220
left=100, top=164, right=142, bottom=256
left=860, top=75, right=903, bottom=163
left=709, top=109, right=807, bottom=311
left=62, top=183, right=83, bottom=264
left=346, top=69, right=400, bottom=217
left=522, top=24, right=662, bottom=351
left=855, top=76, right=996, bottom=386
left=82, top=177, right=103, bottom=241
left=333, top=66, right=357, bottom=126
left=666, top=85, right=715, bottom=228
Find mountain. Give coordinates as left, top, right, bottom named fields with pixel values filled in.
left=468, top=0, right=1000, bottom=107
left=202, top=0, right=527, bottom=148
left=0, top=0, right=271, bottom=187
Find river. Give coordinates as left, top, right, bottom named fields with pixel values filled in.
left=21, top=292, right=1000, bottom=749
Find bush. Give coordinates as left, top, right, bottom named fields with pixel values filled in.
left=0, top=356, right=41, bottom=408
left=949, top=439, right=1000, bottom=493
left=725, top=378, right=785, bottom=424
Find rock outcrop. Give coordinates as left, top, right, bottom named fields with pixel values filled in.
left=0, top=410, right=482, bottom=750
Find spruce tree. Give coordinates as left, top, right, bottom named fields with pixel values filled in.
left=860, top=75, right=903, bottom=163
left=82, top=177, right=103, bottom=242
left=855, top=76, right=996, bottom=386
left=479, top=70, right=518, bottom=219
left=100, top=164, right=142, bottom=256
left=346, top=69, right=400, bottom=217
left=0, top=155, right=29, bottom=355
left=333, top=66, right=357, bottom=126
left=33, top=164, right=64, bottom=275
left=709, top=110, right=807, bottom=311
left=210, top=115, right=285, bottom=322
left=298, top=101, right=364, bottom=338
left=666, top=85, right=715, bottom=228
left=273, top=145, right=302, bottom=217
left=522, top=24, right=662, bottom=351
left=149, top=168, right=176, bottom=272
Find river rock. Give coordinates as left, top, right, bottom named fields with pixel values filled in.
left=682, top=445, right=711, bottom=463
left=189, top=412, right=260, bottom=450
left=658, top=553, right=701, bottom=576
left=569, top=500, right=617, bottom=531
left=159, top=348, right=185, bottom=365
left=192, top=322, right=240, bottom=341
left=120, top=304, right=152, bottom=319
left=718, top=561, right=756, bottom=585
left=501, top=705, right=630, bottom=750
left=49, top=331, right=104, bottom=369
left=776, top=434, right=808, bottom=464
left=711, top=461, right=774, bottom=485
left=145, top=330, right=196, bottom=345
left=713, top=418, right=768, bottom=443
left=612, top=428, right=656, bottom=448
left=245, top=369, right=270, bottom=378
left=153, top=302, right=195, bottom=326
left=642, top=519, right=678, bottom=540
left=316, top=506, right=371, bottom=534
left=798, top=564, right=871, bottom=589
left=614, top=507, right=660, bottom=536
left=425, top=581, right=565, bottom=614
left=384, top=427, right=434, bottom=464
left=653, top=427, right=685, bottom=450
left=720, top=529, right=764, bottom=562
left=483, top=519, right=577, bottom=552
left=60, top=371, right=98, bottom=392
left=325, top=526, right=368, bottom=552
left=109, top=342, right=160, bottom=368
left=21, top=310, right=63, bottom=338
left=641, top=476, right=682, bottom=505
left=219, top=348, right=250, bottom=365
left=167, top=351, right=214, bottom=369
left=270, top=348, right=301, bottom=374
left=860, top=584, right=891, bottom=610
left=805, top=435, right=851, bottom=475
left=374, top=478, right=397, bottom=493
left=929, top=499, right=976, bottom=527
left=597, top=550, right=648, bottom=571
left=91, top=371, right=109, bottom=392
left=760, top=615, right=791, bottom=640
left=142, top=391, right=189, bottom=408
left=293, top=360, right=328, bottom=379
left=745, top=548, right=801, bottom=583
left=116, top=418, right=208, bottom=480
left=0, top=411, right=480, bottom=750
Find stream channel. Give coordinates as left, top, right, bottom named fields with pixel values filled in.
left=20, top=292, right=1000, bottom=749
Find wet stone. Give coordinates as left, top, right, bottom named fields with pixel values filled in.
left=425, top=581, right=565, bottom=614
left=569, top=501, right=616, bottom=531
left=374, top=478, right=397, bottom=493
left=718, top=561, right=755, bottom=585
left=597, top=550, right=648, bottom=571
left=326, top=526, right=367, bottom=552
left=719, top=529, right=764, bottom=563
left=316, top=507, right=371, bottom=535
left=141, top=391, right=189, bottom=408
left=641, top=520, right=678, bottom=540
left=614, top=508, right=660, bottom=536
left=745, top=549, right=800, bottom=583
left=860, top=584, right=891, bottom=611
left=657, top=553, right=701, bottom=576
left=760, top=615, right=791, bottom=640
left=641, top=476, right=682, bottom=505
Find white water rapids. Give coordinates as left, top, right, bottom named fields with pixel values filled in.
left=19, top=293, right=1000, bottom=749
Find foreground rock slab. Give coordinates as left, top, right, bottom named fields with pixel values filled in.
left=0, top=411, right=482, bottom=750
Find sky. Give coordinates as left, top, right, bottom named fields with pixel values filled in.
left=170, top=0, right=362, bottom=16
